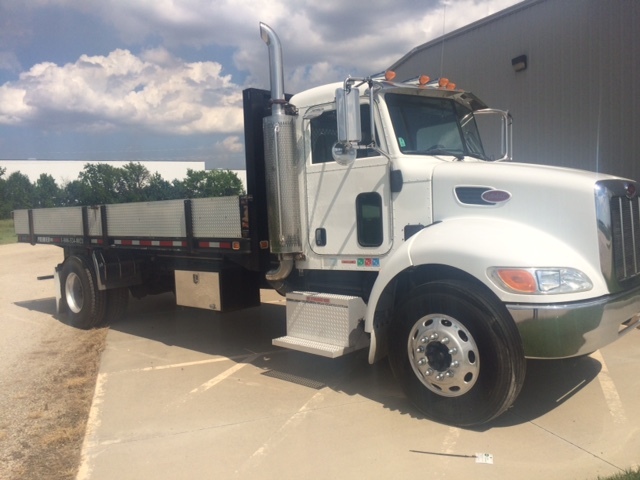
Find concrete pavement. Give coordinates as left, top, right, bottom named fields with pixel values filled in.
left=73, top=289, right=640, bottom=480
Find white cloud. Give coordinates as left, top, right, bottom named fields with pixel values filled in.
left=44, top=0, right=520, bottom=91
left=216, top=135, right=244, bottom=154
left=0, top=48, right=244, bottom=135
left=0, top=0, right=522, bottom=140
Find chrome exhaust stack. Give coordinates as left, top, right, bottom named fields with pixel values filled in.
left=259, top=23, right=301, bottom=288
left=259, top=23, right=285, bottom=116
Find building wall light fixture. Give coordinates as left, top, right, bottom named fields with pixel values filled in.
left=511, top=54, right=527, bottom=72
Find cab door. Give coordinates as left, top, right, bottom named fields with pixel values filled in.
left=305, top=105, right=392, bottom=258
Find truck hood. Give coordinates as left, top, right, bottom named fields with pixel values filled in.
left=430, top=161, right=618, bottom=286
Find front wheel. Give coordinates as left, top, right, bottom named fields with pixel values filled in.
left=389, top=280, right=526, bottom=426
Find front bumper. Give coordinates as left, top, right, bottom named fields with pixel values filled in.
left=507, top=284, right=640, bottom=358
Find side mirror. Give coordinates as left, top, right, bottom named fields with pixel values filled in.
left=334, top=87, right=361, bottom=165
left=336, top=87, right=361, bottom=143
left=474, top=109, right=512, bottom=162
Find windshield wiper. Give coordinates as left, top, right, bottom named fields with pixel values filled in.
left=464, top=152, right=488, bottom=161
left=417, top=148, right=465, bottom=160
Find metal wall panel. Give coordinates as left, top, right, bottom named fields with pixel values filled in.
left=33, top=207, right=83, bottom=235
left=191, top=197, right=242, bottom=238
left=106, top=199, right=186, bottom=237
left=390, top=0, right=640, bottom=180
left=12, top=210, right=29, bottom=235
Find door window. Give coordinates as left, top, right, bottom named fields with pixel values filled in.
left=356, top=192, right=383, bottom=247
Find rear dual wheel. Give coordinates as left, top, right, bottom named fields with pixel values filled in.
left=105, top=287, right=129, bottom=324
left=61, top=256, right=106, bottom=329
left=389, top=279, right=526, bottom=427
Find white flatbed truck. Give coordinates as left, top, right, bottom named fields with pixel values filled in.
left=13, top=23, right=640, bottom=426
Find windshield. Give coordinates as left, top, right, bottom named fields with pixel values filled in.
left=385, top=93, right=486, bottom=159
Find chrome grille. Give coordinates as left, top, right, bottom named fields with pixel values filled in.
left=610, top=195, right=640, bottom=281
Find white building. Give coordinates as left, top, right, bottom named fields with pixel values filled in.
left=389, top=0, right=640, bottom=180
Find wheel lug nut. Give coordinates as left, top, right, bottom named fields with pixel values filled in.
left=436, top=373, right=445, bottom=381
left=446, top=370, right=454, bottom=378
left=416, top=346, right=425, bottom=353
left=448, top=348, right=457, bottom=355
left=418, top=358, right=426, bottom=366
left=451, top=361, right=460, bottom=368
left=420, top=337, right=428, bottom=343
left=425, top=368, right=434, bottom=376
left=429, top=333, right=439, bottom=341
left=441, top=337, right=450, bottom=345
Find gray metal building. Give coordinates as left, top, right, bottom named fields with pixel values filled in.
left=389, top=0, right=639, bottom=180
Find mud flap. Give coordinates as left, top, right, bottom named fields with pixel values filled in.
left=54, top=264, right=68, bottom=315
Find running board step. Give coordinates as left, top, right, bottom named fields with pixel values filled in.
left=272, top=336, right=363, bottom=358
left=272, top=291, right=369, bottom=358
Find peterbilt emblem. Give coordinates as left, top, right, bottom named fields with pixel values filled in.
left=480, top=189, right=512, bottom=204
left=624, top=183, right=637, bottom=199
left=455, top=186, right=512, bottom=206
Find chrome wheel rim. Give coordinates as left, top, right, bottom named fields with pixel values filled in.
left=408, top=314, right=480, bottom=397
left=65, top=272, right=84, bottom=314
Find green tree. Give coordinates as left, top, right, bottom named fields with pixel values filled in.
left=34, top=173, right=61, bottom=208
left=61, top=180, right=93, bottom=206
left=146, top=172, right=181, bottom=201
left=181, top=169, right=245, bottom=198
left=78, top=163, right=122, bottom=204
left=169, top=178, right=188, bottom=199
left=5, top=164, right=245, bottom=210
left=3, top=171, right=34, bottom=212
left=120, top=162, right=151, bottom=202
left=0, top=166, right=7, bottom=218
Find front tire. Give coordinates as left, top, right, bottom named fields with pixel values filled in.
left=389, top=279, right=525, bottom=426
left=61, top=256, right=106, bottom=329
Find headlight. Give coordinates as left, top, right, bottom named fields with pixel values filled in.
left=488, top=267, right=593, bottom=294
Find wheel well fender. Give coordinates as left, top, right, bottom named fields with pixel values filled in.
left=366, top=219, right=548, bottom=363
left=366, top=262, right=502, bottom=364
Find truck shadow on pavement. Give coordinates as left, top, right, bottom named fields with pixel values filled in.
left=493, top=356, right=602, bottom=430
left=14, top=297, right=57, bottom=316
left=118, top=293, right=606, bottom=429
left=14, top=293, right=603, bottom=430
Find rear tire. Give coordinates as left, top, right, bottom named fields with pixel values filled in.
left=389, top=279, right=526, bottom=426
left=61, top=256, right=106, bottom=329
left=103, top=287, right=130, bottom=325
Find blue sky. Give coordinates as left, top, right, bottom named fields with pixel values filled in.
left=0, top=0, right=520, bottom=170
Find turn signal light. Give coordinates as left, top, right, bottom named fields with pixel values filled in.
left=446, top=82, right=456, bottom=90
left=494, top=269, right=537, bottom=293
left=418, top=75, right=430, bottom=85
left=438, top=78, right=449, bottom=87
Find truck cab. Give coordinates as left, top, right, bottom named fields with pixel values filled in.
left=257, top=24, right=640, bottom=426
